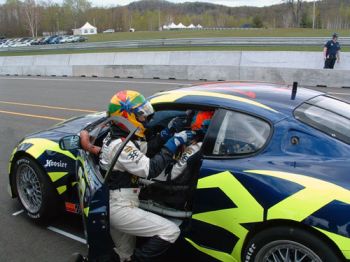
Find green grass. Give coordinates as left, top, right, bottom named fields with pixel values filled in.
left=1, top=45, right=348, bottom=56
left=86, top=28, right=350, bottom=42
left=1, top=28, right=348, bottom=56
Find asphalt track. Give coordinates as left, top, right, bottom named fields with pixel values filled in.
left=0, top=76, right=350, bottom=262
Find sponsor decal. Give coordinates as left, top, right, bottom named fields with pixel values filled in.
left=181, top=148, right=193, bottom=162
left=124, top=146, right=140, bottom=160
left=16, top=159, right=30, bottom=165
left=127, top=150, right=139, bottom=160
left=65, top=202, right=79, bottom=213
left=44, top=159, right=67, bottom=168
left=27, top=212, right=40, bottom=219
left=123, top=146, right=133, bottom=153
left=245, top=243, right=256, bottom=262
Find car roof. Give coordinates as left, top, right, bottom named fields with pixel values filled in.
left=149, top=81, right=324, bottom=123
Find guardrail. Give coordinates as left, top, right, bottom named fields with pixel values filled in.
left=0, top=37, right=349, bottom=52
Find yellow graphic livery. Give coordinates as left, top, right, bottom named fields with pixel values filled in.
left=186, top=170, right=350, bottom=261
left=150, top=90, right=277, bottom=113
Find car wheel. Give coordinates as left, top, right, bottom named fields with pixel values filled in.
left=243, top=226, right=342, bottom=262
left=14, top=156, right=60, bottom=223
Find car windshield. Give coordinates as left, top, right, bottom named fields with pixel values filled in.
left=294, top=95, right=350, bottom=144
left=50, top=112, right=107, bottom=134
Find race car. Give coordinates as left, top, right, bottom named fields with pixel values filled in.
left=8, top=82, right=350, bottom=261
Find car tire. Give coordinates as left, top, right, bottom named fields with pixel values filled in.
left=243, top=226, right=342, bottom=262
left=14, top=156, right=60, bottom=223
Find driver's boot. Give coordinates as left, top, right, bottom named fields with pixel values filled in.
left=131, top=236, right=171, bottom=262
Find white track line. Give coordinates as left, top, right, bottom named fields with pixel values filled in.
left=0, top=77, right=191, bottom=86
left=47, top=226, right=86, bottom=244
left=12, top=210, right=86, bottom=244
left=12, top=209, right=24, bottom=216
left=328, top=92, right=350, bottom=96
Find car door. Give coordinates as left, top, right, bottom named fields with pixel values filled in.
left=71, top=116, right=139, bottom=260
left=185, top=108, right=272, bottom=261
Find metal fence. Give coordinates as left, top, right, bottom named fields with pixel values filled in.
left=0, top=37, right=349, bottom=52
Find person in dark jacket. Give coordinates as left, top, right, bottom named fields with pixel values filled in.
left=80, top=90, right=194, bottom=262
left=324, top=33, right=341, bottom=69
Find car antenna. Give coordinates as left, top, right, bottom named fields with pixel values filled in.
left=291, top=81, right=298, bottom=100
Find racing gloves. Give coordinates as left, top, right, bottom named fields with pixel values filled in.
left=160, top=116, right=192, bottom=141
left=164, top=131, right=196, bottom=154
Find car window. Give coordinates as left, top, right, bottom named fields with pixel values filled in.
left=294, top=95, right=350, bottom=144
left=212, top=110, right=271, bottom=156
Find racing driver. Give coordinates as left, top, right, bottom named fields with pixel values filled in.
left=80, top=90, right=194, bottom=262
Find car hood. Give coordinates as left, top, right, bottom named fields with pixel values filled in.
left=26, top=112, right=106, bottom=142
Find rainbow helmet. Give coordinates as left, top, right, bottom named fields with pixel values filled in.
left=108, top=90, right=154, bottom=137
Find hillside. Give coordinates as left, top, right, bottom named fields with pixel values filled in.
left=0, top=0, right=349, bottom=37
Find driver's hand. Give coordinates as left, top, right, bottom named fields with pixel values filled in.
left=168, top=116, right=191, bottom=133
left=80, top=130, right=101, bottom=155
left=164, top=131, right=196, bottom=154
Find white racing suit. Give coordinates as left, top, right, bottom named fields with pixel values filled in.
left=153, top=142, right=202, bottom=182
left=99, top=132, right=180, bottom=262
left=169, top=142, right=202, bottom=181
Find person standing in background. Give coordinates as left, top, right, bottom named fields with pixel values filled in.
left=323, top=33, right=341, bottom=69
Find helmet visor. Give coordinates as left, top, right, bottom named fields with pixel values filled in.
left=134, top=101, right=154, bottom=118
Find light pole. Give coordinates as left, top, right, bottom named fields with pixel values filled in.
left=158, top=6, right=161, bottom=31
left=312, top=0, right=316, bottom=29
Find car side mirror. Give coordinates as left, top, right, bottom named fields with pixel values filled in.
left=59, top=135, right=81, bottom=150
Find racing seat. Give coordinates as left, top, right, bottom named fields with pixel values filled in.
left=139, top=149, right=202, bottom=211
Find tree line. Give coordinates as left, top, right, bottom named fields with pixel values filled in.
left=1, top=0, right=349, bottom=37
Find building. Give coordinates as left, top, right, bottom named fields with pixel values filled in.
left=72, top=22, right=97, bottom=35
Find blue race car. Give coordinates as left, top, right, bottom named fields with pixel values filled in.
left=8, top=82, right=350, bottom=261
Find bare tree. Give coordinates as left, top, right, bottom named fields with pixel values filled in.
left=23, top=0, right=40, bottom=37
left=284, top=0, right=303, bottom=27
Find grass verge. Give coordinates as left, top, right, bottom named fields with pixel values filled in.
left=86, top=28, right=350, bottom=42
left=1, top=45, right=348, bottom=56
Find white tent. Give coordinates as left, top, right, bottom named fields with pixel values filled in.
left=164, top=22, right=197, bottom=30
left=168, top=22, right=177, bottom=29
left=177, top=23, right=186, bottom=29
left=196, top=24, right=203, bottom=29
left=73, top=22, right=97, bottom=35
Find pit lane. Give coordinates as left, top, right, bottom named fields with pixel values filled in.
left=0, top=76, right=349, bottom=261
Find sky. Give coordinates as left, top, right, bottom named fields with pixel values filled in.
left=100, top=0, right=284, bottom=7
left=0, top=0, right=317, bottom=7
left=0, top=0, right=290, bottom=7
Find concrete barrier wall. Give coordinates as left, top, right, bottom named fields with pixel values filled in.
left=4, top=56, right=34, bottom=66
left=0, top=57, right=5, bottom=66
left=241, top=51, right=350, bottom=69
left=0, top=51, right=349, bottom=87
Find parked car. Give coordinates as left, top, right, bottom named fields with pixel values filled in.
left=77, top=35, right=87, bottom=42
left=65, top=35, right=77, bottom=43
left=38, top=36, right=51, bottom=45
left=59, top=35, right=71, bottom=43
left=48, top=36, right=59, bottom=44
left=45, top=35, right=57, bottom=44
left=31, top=37, right=45, bottom=45
left=103, top=29, right=115, bottom=33
left=8, top=82, right=350, bottom=261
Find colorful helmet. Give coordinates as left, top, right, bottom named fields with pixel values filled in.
left=191, top=111, right=214, bottom=132
left=108, top=90, right=154, bottom=137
